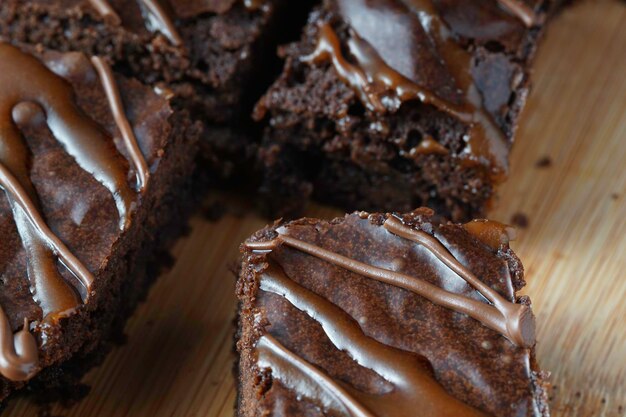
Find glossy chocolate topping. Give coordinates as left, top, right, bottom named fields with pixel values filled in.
left=0, top=43, right=147, bottom=381
left=245, top=212, right=540, bottom=415
left=87, top=0, right=182, bottom=45
left=497, top=0, right=539, bottom=27
left=243, top=212, right=546, bottom=416
left=256, top=263, right=489, bottom=416
left=138, top=0, right=183, bottom=46
left=302, top=0, right=512, bottom=177
left=87, top=0, right=122, bottom=25
left=87, top=0, right=264, bottom=45
left=91, top=57, right=150, bottom=192
left=246, top=215, right=535, bottom=348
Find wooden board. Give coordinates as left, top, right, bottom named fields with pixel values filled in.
left=3, top=1, right=625, bottom=416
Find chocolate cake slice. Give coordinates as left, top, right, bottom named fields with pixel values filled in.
left=0, top=42, right=199, bottom=402
left=236, top=208, right=549, bottom=416
left=254, top=0, right=563, bottom=221
left=0, top=0, right=312, bottom=181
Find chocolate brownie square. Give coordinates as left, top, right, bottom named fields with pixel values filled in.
left=254, top=0, right=563, bottom=221
left=236, top=208, right=549, bottom=416
left=0, top=42, right=199, bottom=402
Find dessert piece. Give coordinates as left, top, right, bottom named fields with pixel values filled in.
left=0, top=42, right=199, bottom=402
left=254, top=0, right=562, bottom=221
left=0, top=0, right=311, bottom=181
left=236, top=208, right=549, bottom=416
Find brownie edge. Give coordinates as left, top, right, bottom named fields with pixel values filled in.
left=236, top=209, right=550, bottom=417
left=0, top=42, right=200, bottom=403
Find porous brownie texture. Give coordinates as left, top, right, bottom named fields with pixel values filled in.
left=254, top=0, right=563, bottom=221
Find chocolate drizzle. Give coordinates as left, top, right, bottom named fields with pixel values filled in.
left=0, top=43, right=147, bottom=381
left=137, top=0, right=183, bottom=46
left=247, top=214, right=537, bottom=414
left=302, top=0, right=512, bottom=178
left=246, top=216, right=534, bottom=348
left=91, top=57, right=150, bottom=192
left=88, top=0, right=183, bottom=46
left=256, top=264, right=489, bottom=417
left=496, top=0, right=539, bottom=27
left=87, top=0, right=122, bottom=25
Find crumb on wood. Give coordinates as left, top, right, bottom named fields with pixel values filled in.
left=611, top=193, right=619, bottom=200
left=511, top=212, right=529, bottom=229
left=535, top=155, right=552, bottom=168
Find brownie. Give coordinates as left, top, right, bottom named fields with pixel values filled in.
left=236, top=208, right=550, bottom=416
left=0, top=0, right=312, bottom=182
left=254, top=0, right=563, bottom=221
left=0, top=42, right=199, bottom=403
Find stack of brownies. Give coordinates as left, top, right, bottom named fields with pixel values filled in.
left=0, top=0, right=563, bottom=415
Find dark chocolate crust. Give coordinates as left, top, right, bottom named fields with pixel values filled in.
left=0, top=46, right=200, bottom=402
left=236, top=209, right=550, bottom=416
left=254, top=0, right=561, bottom=221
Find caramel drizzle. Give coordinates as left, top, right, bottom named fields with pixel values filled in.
left=91, top=57, right=150, bottom=192
left=0, top=43, right=147, bottom=380
left=88, top=0, right=182, bottom=46
left=302, top=0, right=510, bottom=178
left=246, top=217, right=534, bottom=348
left=256, top=262, right=489, bottom=416
left=496, top=0, right=539, bottom=27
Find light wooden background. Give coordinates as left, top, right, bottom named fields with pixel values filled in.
left=4, top=1, right=625, bottom=416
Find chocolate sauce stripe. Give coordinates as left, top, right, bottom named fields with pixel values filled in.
left=91, top=56, right=150, bottom=192
left=383, top=217, right=511, bottom=314
left=246, top=220, right=534, bottom=347
left=87, top=0, right=121, bottom=25
left=257, top=334, right=376, bottom=417
left=258, top=262, right=489, bottom=416
left=0, top=163, right=95, bottom=292
left=88, top=0, right=182, bottom=46
left=138, top=0, right=183, bottom=46
left=382, top=216, right=535, bottom=348
left=497, top=0, right=539, bottom=27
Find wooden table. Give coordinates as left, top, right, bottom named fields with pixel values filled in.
left=4, top=1, right=625, bottom=416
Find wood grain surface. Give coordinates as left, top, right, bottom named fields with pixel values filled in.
left=3, top=1, right=625, bottom=416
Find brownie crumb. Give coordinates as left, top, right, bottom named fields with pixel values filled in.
left=511, top=212, right=530, bottom=229
left=535, top=156, right=553, bottom=168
